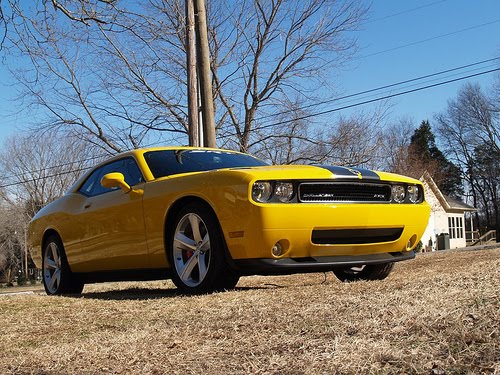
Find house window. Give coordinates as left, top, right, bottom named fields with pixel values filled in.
left=448, top=216, right=464, bottom=239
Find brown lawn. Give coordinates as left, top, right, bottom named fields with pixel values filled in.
left=1, top=248, right=499, bottom=374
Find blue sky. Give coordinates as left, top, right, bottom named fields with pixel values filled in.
left=336, top=0, right=500, bottom=124
left=0, top=0, right=499, bottom=143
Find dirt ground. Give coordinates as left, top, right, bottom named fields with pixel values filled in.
left=1, top=248, right=499, bottom=374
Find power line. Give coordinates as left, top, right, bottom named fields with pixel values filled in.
left=253, top=57, right=500, bottom=123
left=223, top=67, right=500, bottom=136
left=1, top=4, right=496, bottom=189
left=0, top=154, right=106, bottom=185
left=0, top=139, right=165, bottom=189
left=0, top=166, right=93, bottom=190
left=359, top=19, right=500, bottom=60
left=1, top=66, right=499, bottom=189
left=365, top=1, right=448, bottom=25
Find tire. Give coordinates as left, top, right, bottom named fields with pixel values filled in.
left=220, top=271, right=240, bottom=290
left=167, top=202, right=238, bottom=294
left=42, top=235, right=84, bottom=295
left=333, top=263, right=394, bottom=282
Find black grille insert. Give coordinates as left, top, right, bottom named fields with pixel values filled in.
left=312, top=228, right=404, bottom=245
left=299, top=182, right=391, bottom=203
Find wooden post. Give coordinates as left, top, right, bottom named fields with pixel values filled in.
left=194, top=0, right=216, bottom=148
left=186, top=0, right=199, bottom=147
left=24, top=227, right=28, bottom=280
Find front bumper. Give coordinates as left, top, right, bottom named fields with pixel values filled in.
left=233, top=250, right=415, bottom=275
left=221, top=202, right=430, bottom=260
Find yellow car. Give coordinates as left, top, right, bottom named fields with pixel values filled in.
left=28, top=147, right=430, bottom=295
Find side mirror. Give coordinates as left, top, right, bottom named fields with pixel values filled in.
left=101, top=172, right=131, bottom=193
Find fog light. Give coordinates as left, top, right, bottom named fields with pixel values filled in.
left=271, top=242, right=283, bottom=257
left=406, top=234, right=418, bottom=250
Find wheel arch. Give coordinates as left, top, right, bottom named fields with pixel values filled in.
left=164, top=195, right=218, bottom=242
left=163, top=196, right=236, bottom=268
left=41, top=229, right=62, bottom=256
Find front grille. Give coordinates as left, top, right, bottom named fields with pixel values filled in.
left=298, top=182, right=391, bottom=203
left=312, top=228, right=403, bottom=245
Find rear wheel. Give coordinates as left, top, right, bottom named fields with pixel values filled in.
left=42, top=235, right=84, bottom=295
left=167, top=202, right=239, bottom=294
left=333, top=263, right=394, bottom=282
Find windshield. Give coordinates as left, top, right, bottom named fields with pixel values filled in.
left=144, top=149, right=269, bottom=178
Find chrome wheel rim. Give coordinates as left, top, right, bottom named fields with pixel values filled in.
left=43, top=242, right=62, bottom=294
left=173, top=213, right=211, bottom=287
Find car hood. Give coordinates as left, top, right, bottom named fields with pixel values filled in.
left=225, top=164, right=420, bottom=184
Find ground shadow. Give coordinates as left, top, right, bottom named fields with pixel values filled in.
left=80, top=284, right=280, bottom=301
left=82, top=287, right=180, bottom=301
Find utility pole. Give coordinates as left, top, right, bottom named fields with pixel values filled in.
left=185, top=0, right=199, bottom=147
left=193, top=0, right=216, bottom=148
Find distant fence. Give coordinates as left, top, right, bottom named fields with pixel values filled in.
left=467, top=230, right=497, bottom=246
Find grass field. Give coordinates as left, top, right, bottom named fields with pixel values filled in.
left=1, top=248, right=499, bottom=374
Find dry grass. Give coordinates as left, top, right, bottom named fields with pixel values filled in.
left=1, top=248, right=499, bottom=374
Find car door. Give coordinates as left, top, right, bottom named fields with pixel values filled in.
left=74, top=157, right=150, bottom=272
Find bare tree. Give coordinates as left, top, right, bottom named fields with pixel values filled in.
left=0, top=204, right=24, bottom=285
left=381, top=117, right=455, bottom=192
left=211, top=0, right=367, bottom=152
left=380, top=116, right=414, bottom=172
left=2, top=0, right=367, bottom=155
left=0, top=130, right=100, bottom=217
left=436, top=82, right=499, bottom=238
left=0, top=129, right=101, bottom=280
left=252, top=101, right=388, bottom=168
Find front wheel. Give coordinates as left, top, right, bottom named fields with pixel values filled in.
left=333, top=263, right=394, bottom=282
left=42, top=235, right=84, bottom=295
left=167, top=203, right=238, bottom=294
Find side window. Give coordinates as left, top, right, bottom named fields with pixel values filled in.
left=79, top=169, right=102, bottom=196
left=78, top=158, right=144, bottom=197
left=120, top=158, right=144, bottom=187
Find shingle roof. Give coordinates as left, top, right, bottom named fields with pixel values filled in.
left=443, top=195, right=476, bottom=212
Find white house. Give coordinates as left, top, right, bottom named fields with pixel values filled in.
left=420, top=172, right=476, bottom=251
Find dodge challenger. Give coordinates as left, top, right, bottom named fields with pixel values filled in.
left=28, top=147, right=430, bottom=295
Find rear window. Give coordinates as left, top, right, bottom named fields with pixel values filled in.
left=144, top=149, right=268, bottom=178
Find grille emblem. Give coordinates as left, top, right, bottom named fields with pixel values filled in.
left=298, top=182, right=391, bottom=203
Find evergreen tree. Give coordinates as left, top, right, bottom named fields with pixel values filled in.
left=410, top=120, right=463, bottom=198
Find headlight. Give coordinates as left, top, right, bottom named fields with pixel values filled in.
left=274, top=182, right=294, bottom=202
left=391, top=185, right=406, bottom=203
left=252, top=181, right=273, bottom=202
left=407, top=185, right=420, bottom=203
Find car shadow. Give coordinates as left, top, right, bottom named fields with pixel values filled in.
left=80, top=284, right=280, bottom=301
left=82, top=287, right=180, bottom=301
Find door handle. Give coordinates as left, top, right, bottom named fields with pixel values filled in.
left=84, top=203, right=92, bottom=209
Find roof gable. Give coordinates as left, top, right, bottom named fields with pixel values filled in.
left=420, top=172, right=476, bottom=213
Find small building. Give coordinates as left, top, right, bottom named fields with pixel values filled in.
left=420, top=172, right=476, bottom=251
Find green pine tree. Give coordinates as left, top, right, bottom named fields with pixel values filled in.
left=410, top=120, right=463, bottom=198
